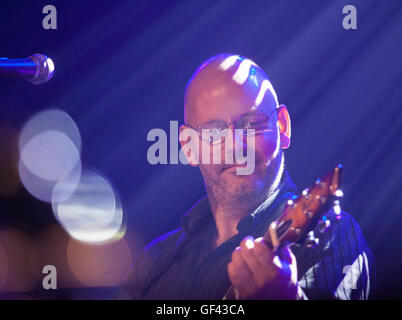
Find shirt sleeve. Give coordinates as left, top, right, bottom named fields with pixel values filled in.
left=293, top=210, right=376, bottom=300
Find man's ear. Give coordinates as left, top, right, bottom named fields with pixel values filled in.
left=277, top=104, right=291, bottom=149
left=179, top=124, right=199, bottom=167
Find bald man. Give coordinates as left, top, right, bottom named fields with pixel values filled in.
left=115, top=54, right=375, bottom=300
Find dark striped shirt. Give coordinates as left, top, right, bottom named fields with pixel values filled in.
left=114, top=171, right=375, bottom=299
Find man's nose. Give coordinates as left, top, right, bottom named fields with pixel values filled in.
left=223, top=125, right=247, bottom=162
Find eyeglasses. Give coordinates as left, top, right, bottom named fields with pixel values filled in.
left=187, top=109, right=277, bottom=145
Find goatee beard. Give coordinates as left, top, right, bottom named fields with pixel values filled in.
left=204, top=151, right=285, bottom=213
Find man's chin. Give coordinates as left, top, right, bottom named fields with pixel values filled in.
left=219, top=170, right=261, bottom=194
left=216, top=180, right=263, bottom=206
left=220, top=163, right=258, bottom=177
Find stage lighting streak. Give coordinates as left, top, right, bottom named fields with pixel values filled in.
left=232, top=59, right=257, bottom=85
left=252, top=79, right=279, bottom=111
left=67, top=238, right=132, bottom=287
left=52, top=170, right=123, bottom=244
left=219, top=55, right=239, bottom=71
left=20, top=130, right=81, bottom=181
left=19, top=109, right=81, bottom=154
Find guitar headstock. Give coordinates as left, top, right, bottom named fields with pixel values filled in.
left=264, top=164, right=344, bottom=249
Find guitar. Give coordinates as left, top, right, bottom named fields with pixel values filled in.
left=223, top=164, right=344, bottom=299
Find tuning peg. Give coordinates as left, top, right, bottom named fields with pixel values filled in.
left=302, top=188, right=311, bottom=199
left=287, top=195, right=299, bottom=209
left=334, top=189, right=344, bottom=198
left=287, top=199, right=295, bottom=207
left=333, top=200, right=342, bottom=220
left=305, top=231, right=319, bottom=248
left=318, top=216, right=331, bottom=233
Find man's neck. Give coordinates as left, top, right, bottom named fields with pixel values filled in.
left=208, top=172, right=285, bottom=249
left=210, top=189, right=281, bottom=249
left=211, top=205, right=247, bottom=248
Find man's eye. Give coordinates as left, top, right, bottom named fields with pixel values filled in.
left=210, top=130, right=223, bottom=142
left=245, top=120, right=264, bottom=128
left=200, top=128, right=224, bottom=144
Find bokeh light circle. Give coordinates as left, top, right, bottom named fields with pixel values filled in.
left=19, top=109, right=81, bottom=154
left=18, top=155, right=81, bottom=203
left=52, top=169, right=123, bottom=244
left=18, top=109, right=83, bottom=203
left=67, top=238, right=132, bottom=287
left=20, top=130, right=80, bottom=181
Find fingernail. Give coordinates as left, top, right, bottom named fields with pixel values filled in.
left=245, top=238, right=254, bottom=249
left=255, top=237, right=264, bottom=243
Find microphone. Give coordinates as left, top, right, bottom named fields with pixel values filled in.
left=0, top=54, right=55, bottom=85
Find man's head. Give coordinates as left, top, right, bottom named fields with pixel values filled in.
left=180, top=54, right=291, bottom=211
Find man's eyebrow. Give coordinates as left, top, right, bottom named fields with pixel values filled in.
left=201, top=119, right=226, bottom=125
left=192, top=118, right=224, bottom=128
left=237, top=111, right=267, bottom=118
left=197, top=111, right=269, bottom=127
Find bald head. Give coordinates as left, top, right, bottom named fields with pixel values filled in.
left=184, top=54, right=279, bottom=127
left=179, top=54, right=291, bottom=218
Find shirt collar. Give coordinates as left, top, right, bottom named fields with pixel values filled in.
left=181, top=196, right=213, bottom=237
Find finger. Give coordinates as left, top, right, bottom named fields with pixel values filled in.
left=240, top=236, right=266, bottom=271
left=228, top=260, right=256, bottom=299
left=230, top=247, right=257, bottom=296
left=239, top=236, right=269, bottom=285
left=227, top=262, right=238, bottom=285
left=253, top=237, right=275, bottom=269
left=231, top=246, right=254, bottom=283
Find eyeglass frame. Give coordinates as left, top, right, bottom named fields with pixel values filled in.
left=184, top=108, right=278, bottom=145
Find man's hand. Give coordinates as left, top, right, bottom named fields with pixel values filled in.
left=227, top=236, right=298, bottom=300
